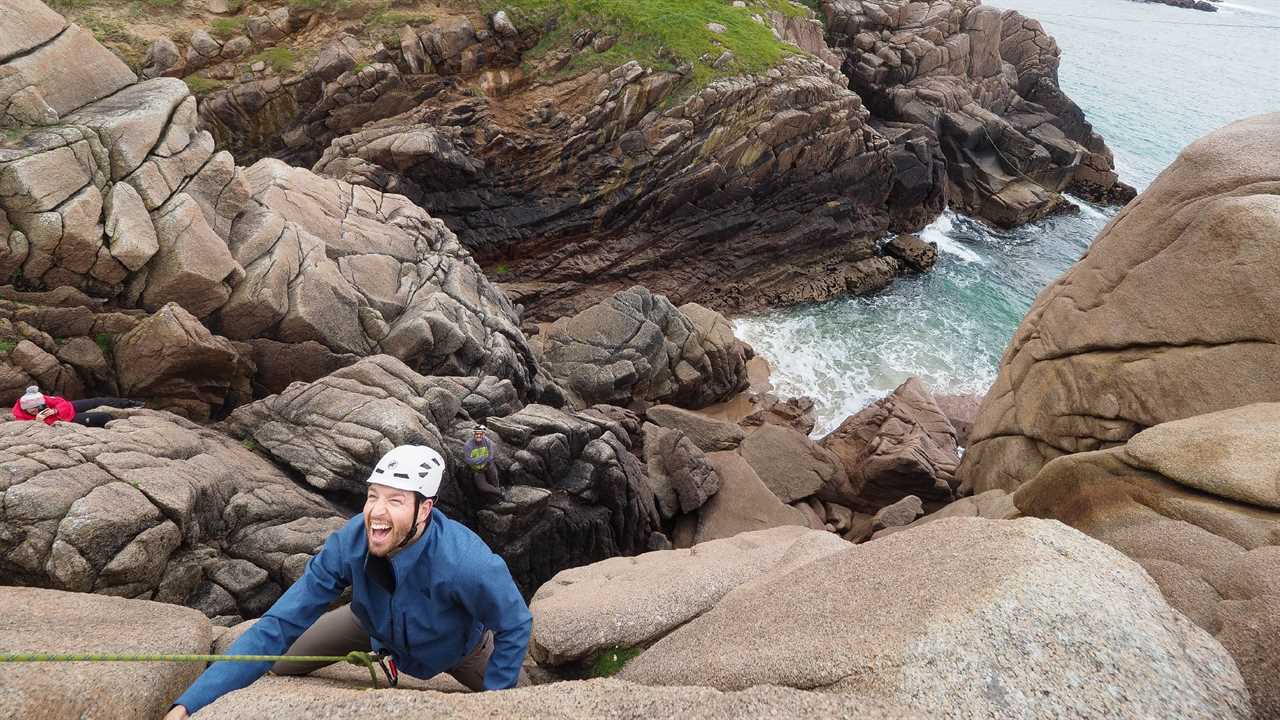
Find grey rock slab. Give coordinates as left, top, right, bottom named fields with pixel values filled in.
left=0, top=586, right=211, bottom=720
left=738, top=423, right=845, bottom=504
left=193, top=677, right=925, bottom=719
left=65, top=78, right=190, bottom=180
left=0, top=0, right=66, bottom=63
left=621, top=518, right=1251, bottom=720
left=529, top=525, right=847, bottom=665
left=693, top=451, right=808, bottom=544
left=104, top=181, right=159, bottom=271
left=644, top=404, right=744, bottom=452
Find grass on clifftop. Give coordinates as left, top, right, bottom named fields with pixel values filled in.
left=480, top=0, right=802, bottom=87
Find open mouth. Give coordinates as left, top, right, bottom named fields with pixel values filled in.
left=369, top=521, right=392, bottom=545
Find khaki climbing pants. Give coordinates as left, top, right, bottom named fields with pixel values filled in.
left=271, top=604, right=495, bottom=691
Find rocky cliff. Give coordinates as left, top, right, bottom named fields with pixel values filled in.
left=0, top=0, right=545, bottom=405
left=958, top=113, right=1280, bottom=494
left=955, top=113, right=1280, bottom=719
left=106, top=0, right=1128, bottom=319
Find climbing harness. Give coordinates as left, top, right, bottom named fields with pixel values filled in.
left=0, top=650, right=385, bottom=689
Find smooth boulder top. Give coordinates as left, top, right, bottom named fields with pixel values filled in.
left=0, top=587, right=212, bottom=720
left=620, top=517, right=1251, bottom=720
left=529, top=526, right=849, bottom=665
left=1125, top=402, right=1280, bottom=510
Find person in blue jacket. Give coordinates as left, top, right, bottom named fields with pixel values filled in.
left=164, top=444, right=532, bottom=719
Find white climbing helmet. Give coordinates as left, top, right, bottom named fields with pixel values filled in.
left=19, top=386, right=44, bottom=412
left=367, top=445, right=446, bottom=498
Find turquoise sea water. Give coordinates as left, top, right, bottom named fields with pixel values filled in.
left=736, top=0, right=1280, bottom=434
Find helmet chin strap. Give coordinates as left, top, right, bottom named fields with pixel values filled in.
left=396, top=494, right=430, bottom=549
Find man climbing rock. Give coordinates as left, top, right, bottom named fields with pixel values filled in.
left=463, top=424, right=504, bottom=502
left=10, top=385, right=142, bottom=428
left=164, top=445, right=532, bottom=719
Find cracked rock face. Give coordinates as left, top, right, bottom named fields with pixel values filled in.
left=114, top=302, right=254, bottom=420
left=312, top=55, right=906, bottom=320
left=641, top=422, right=720, bottom=520
left=958, top=113, right=1280, bottom=494
left=820, top=0, right=1133, bottom=226
left=1, top=8, right=540, bottom=402
left=0, top=411, right=346, bottom=622
left=534, top=287, right=751, bottom=410
left=0, top=289, right=258, bottom=420
left=224, top=355, right=661, bottom=597
left=819, top=376, right=960, bottom=513
left=218, top=158, right=540, bottom=396
left=620, top=518, right=1252, bottom=720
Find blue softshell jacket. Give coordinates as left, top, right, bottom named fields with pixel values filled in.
left=175, top=509, right=531, bottom=714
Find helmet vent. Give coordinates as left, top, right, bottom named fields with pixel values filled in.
left=393, top=472, right=410, bottom=479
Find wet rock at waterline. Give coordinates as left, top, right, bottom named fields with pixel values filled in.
left=819, top=377, right=960, bottom=514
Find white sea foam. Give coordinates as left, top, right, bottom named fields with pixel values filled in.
left=920, top=212, right=985, bottom=264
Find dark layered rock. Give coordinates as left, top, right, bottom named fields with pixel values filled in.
left=819, top=0, right=1133, bottom=226
left=224, top=355, right=662, bottom=597
left=198, top=16, right=524, bottom=165
left=0, top=410, right=346, bottom=622
left=533, top=287, right=751, bottom=410
left=819, top=377, right=960, bottom=513
left=1147, top=0, right=1218, bottom=11
left=310, top=54, right=907, bottom=320
left=174, top=1, right=1119, bottom=320
left=958, top=114, right=1280, bottom=495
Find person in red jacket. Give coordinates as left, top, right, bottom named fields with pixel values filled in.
left=12, top=385, right=142, bottom=428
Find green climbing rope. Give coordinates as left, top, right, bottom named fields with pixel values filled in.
left=0, top=650, right=381, bottom=689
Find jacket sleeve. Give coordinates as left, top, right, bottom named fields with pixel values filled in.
left=173, top=525, right=353, bottom=714
left=51, top=396, right=75, bottom=423
left=456, top=549, right=531, bottom=690
left=11, top=399, right=33, bottom=421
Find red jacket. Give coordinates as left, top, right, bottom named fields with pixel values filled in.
left=12, top=394, right=75, bottom=425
